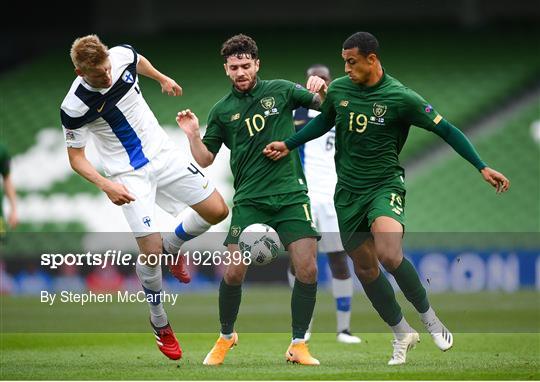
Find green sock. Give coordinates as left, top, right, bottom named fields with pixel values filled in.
left=291, top=279, right=317, bottom=340
left=361, top=272, right=403, bottom=326
left=390, top=258, right=430, bottom=314
left=219, top=279, right=242, bottom=335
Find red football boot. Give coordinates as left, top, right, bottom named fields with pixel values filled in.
left=164, top=247, right=191, bottom=283
left=151, top=321, right=182, bottom=360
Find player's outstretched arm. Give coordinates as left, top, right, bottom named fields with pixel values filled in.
left=136, top=55, right=182, bottom=96
left=263, top=113, right=334, bottom=161
left=176, top=110, right=215, bottom=168
left=432, top=119, right=510, bottom=193
left=67, top=147, right=135, bottom=205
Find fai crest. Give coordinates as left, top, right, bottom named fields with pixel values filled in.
left=260, top=97, right=275, bottom=110
left=373, top=103, right=387, bottom=118
left=231, top=225, right=242, bottom=237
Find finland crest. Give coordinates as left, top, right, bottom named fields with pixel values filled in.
left=122, top=70, right=135, bottom=84
left=261, top=97, right=279, bottom=116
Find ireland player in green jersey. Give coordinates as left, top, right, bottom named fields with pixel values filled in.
left=265, top=31, right=510, bottom=365
left=176, top=34, right=328, bottom=366
left=0, top=143, right=18, bottom=240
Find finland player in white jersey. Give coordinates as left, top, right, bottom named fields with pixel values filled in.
left=61, top=35, right=229, bottom=361
left=289, top=65, right=361, bottom=344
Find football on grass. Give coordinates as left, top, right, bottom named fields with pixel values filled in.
left=239, top=223, right=281, bottom=266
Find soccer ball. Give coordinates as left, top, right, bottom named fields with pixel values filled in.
left=238, top=223, right=281, bottom=266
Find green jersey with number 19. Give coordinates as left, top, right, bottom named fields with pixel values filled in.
left=203, top=79, right=315, bottom=203
left=321, top=72, right=443, bottom=192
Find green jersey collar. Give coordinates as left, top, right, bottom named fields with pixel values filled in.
left=231, top=77, right=262, bottom=98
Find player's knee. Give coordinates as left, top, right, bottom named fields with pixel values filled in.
left=328, top=252, right=350, bottom=278
left=379, top=256, right=401, bottom=272
left=224, top=267, right=245, bottom=285
left=295, top=263, right=318, bottom=284
left=374, top=241, right=400, bottom=265
left=354, top=265, right=378, bottom=284
left=206, top=202, right=229, bottom=225
left=378, top=251, right=402, bottom=272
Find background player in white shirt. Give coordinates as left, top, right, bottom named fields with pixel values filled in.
left=289, top=65, right=361, bottom=344
left=61, top=35, right=229, bottom=361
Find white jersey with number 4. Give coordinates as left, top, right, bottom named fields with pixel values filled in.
left=59, top=45, right=215, bottom=236
left=60, top=45, right=173, bottom=177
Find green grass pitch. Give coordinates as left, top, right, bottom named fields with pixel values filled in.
left=1, top=287, right=539, bottom=380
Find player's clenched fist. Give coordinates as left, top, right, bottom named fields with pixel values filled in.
left=263, top=141, right=290, bottom=161
left=306, top=75, right=328, bottom=95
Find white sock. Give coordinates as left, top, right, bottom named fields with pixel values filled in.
left=390, top=317, right=414, bottom=340
left=136, top=261, right=167, bottom=327
left=287, top=267, right=295, bottom=289
left=332, top=277, right=353, bottom=333
left=291, top=337, right=305, bottom=344
left=163, top=209, right=212, bottom=254
left=220, top=332, right=234, bottom=340
left=420, top=306, right=437, bottom=324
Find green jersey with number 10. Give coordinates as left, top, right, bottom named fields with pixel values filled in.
left=203, top=79, right=315, bottom=203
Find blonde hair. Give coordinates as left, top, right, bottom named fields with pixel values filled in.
left=70, top=34, right=109, bottom=71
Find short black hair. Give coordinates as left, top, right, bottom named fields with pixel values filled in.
left=221, top=34, right=258, bottom=61
left=343, top=32, right=379, bottom=57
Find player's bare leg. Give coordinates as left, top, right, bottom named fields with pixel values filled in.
left=327, top=251, right=361, bottom=344
left=372, top=216, right=453, bottom=352
left=190, top=190, right=229, bottom=225
left=203, top=244, right=247, bottom=365
left=163, top=190, right=228, bottom=283
left=136, top=233, right=182, bottom=360
left=286, top=237, right=320, bottom=365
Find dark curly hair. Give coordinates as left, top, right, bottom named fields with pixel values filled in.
left=221, top=34, right=258, bottom=61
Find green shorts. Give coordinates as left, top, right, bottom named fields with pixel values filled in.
left=334, top=179, right=406, bottom=253
left=224, top=191, right=320, bottom=248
